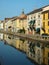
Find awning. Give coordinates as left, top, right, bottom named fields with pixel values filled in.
left=36, top=28, right=40, bottom=33
left=42, top=28, right=45, bottom=32
left=29, top=20, right=35, bottom=25
left=8, top=26, right=11, bottom=28
left=33, top=27, right=36, bottom=31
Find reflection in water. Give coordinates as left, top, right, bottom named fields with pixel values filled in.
left=0, top=33, right=49, bottom=65
left=0, top=33, right=3, bottom=41
left=0, top=56, right=3, bottom=65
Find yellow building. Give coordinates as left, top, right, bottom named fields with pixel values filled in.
left=3, top=34, right=28, bottom=53
left=11, top=17, right=20, bottom=32
left=12, top=11, right=27, bottom=34
left=44, top=44, right=49, bottom=65
left=41, top=5, right=49, bottom=34
left=18, top=39, right=27, bottom=52
left=3, top=10, right=27, bottom=34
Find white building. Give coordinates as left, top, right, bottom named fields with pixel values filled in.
left=0, top=21, right=4, bottom=30
left=4, top=18, right=12, bottom=31
left=27, top=8, right=42, bottom=34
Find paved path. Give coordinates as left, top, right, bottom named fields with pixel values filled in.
left=0, top=30, right=49, bottom=43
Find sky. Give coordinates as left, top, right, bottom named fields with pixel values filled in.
left=0, top=0, right=49, bottom=20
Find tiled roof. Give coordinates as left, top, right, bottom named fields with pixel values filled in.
left=19, top=14, right=27, bottom=19
left=27, top=8, right=42, bottom=15
left=27, top=5, right=49, bottom=15
left=11, top=17, right=20, bottom=21
left=5, top=18, right=12, bottom=20
left=12, top=14, right=27, bottom=21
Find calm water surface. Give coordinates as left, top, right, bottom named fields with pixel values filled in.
left=0, top=40, right=35, bottom=65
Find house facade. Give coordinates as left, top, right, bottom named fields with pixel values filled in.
left=0, top=21, right=4, bottom=30
left=27, top=8, right=42, bottom=35
left=11, top=11, right=27, bottom=34
left=4, top=18, right=12, bottom=31
left=41, top=5, right=49, bottom=34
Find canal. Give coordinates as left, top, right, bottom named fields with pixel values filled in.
left=0, top=33, right=49, bottom=65
left=0, top=33, right=36, bottom=65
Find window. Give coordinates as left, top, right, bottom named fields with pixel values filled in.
left=38, top=15, right=40, bottom=18
left=38, top=23, right=40, bottom=25
left=31, top=54, right=32, bottom=57
left=48, top=29, right=49, bottom=33
left=43, top=14, right=45, bottom=20
left=38, top=20, right=40, bottom=25
left=34, top=16, right=36, bottom=19
left=43, top=22, right=45, bottom=28
left=48, top=53, right=49, bottom=57
left=31, top=17, right=32, bottom=19
left=48, top=12, right=49, bottom=19
left=19, top=20, right=20, bottom=23
left=48, top=21, right=49, bottom=26
left=37, top=43, right=40, bottom=47
left=28, top=17, right=29, bottom=20
left=48, top=59, right=49, bottom=65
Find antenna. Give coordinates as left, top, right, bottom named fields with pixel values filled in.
left=22, top=9, right=24, bottom=14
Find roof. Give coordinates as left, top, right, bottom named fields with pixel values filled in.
left=5, top=18, right=12, bottom=20
left=1, top=21, right=4, bottom=23
left=11, top=14, right=27, bottom=21
left=11, top=17, right=20, bottom=21
left=19, top=9, right=27, bottom=19
left=27, top=5, right=49, bottom=15
left=5, top=18, right=12, bottom=22
left=42, top=10, right=49, bottom=13
left=19, top=13, right=27, bottom=19
left=27, top=8, right=42, bottom=15
left=0, top=20, right=4, bottom=23
left=12, top=16, right=17, bottom=19
left=42, top=5, right=49, bottom=8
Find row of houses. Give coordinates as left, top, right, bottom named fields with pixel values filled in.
left=0, top=5, right=49, bottom=35
left=27, top=5, right=49, bottom=35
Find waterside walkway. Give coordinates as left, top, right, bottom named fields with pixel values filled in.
left=0, top=30, right=49, bottom=43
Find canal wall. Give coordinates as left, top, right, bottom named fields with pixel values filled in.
left=0, top=31, right=49, bottom=65
left=0, top=30, right=49, bottom=43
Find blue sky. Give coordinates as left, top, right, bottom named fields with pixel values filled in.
left=0, top=0, right=49, bottom=20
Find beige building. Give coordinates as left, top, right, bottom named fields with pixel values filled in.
left=11, top=17, right=21, bottom=32
left=0, top=21, right=4, bottom=30
left=43, top=44, right=49, bottom=65
left=11, top=11, right=27, bottom=34
left=3, top=34, right=28, bottom=53
left=4, top=18, right=12, bottom=31
left=3, top=10, right=27, bottom=34
left=35, top=43, right=43, bottom=64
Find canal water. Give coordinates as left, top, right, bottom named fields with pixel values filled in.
left=0, top=33, right=36, bottom=65
left=0, top=33, right=49, bottom=65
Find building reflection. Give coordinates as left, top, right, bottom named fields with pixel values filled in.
left=0, top=56, right=4, bottom=65
left=0, top=33, right=3, bottom=40
left=0, top=33, right=49, bottom=65
left=3, top=34, right=27, bottom=53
